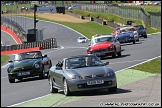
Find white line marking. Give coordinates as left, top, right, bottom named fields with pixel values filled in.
left=7, top=94, right=52, bottom=107
left=1, top=63, right=10, bottom=68
left=7, top=55, right=161, bottom=107
left=109, top=59, right=149, bottom=64
left=116, top=55, right=161, bottom=73
left=4, top=16, right=161, bottom=107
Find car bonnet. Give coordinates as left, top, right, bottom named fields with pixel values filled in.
left=66, top=66, right=112, bottom=77
left=89, top=42, right=113, bottom=50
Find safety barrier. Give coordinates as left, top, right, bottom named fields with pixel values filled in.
left=1, top=38, right=57, bottom=52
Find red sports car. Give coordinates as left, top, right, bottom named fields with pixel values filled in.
left=87, top=34, right=121, bottom=58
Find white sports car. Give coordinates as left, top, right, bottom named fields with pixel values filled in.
left=77, top=37, right=88, bottom=43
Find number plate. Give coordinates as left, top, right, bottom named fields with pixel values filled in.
left=87, top=80, right=104, bottom=85
left=17, top=72, right=30, bottom=76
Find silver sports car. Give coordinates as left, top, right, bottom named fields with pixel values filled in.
left=48, top=54, right=117, bottom=96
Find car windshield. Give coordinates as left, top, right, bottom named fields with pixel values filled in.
left=14, top=51, right=42, bottom=61
left=79, top=37, right=86, bottom=39
left=134, top=25, right=144, bottom=30
left=95, top=37, right=113, bottom=43
left=65, top=55, right=104, bottom=69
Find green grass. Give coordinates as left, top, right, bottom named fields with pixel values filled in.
left=131, top=57, right=161, bottom=74
left=1, top=55, right=10, bottom=65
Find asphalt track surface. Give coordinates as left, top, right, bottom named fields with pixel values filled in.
left=1, top=16, right=161, bottom=107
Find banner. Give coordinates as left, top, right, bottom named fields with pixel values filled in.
left=37, top=6, right=56, bottom=13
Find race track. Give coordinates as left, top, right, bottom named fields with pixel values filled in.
left=1, top=16, right=161, bottom=107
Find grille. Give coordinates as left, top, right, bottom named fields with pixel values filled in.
left=84, top=74, right=105, bottom=79
left=93, top=49, right=108, bottom=54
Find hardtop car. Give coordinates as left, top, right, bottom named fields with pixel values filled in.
left=48, top=54, right=117, bottom=96
left=7, top=51, right=52, bottom=83
left=77, top=37, right=88, bottom=43
left=87, top=34, right=121, bottom=58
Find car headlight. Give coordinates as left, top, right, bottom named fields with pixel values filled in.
left=69, top=74, right=83, bottom=79
left=109, top=44, right=114, bottom=49
left=34, top=63, right=40, bottom=68
left=72, top=75, right=83, bottom=79
left=87, top=47, right=91, bottom=52
left=8, top=67, right=13, bottom=72
left=104, top=71, right=114, bottom=77
left=130, top=34, right=134, bottom=37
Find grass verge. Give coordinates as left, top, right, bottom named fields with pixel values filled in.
left=131, top=57, right=161, bottom=74
left=1, top=55, right=10, bottom=65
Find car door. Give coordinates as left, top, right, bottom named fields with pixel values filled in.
left=137, top=26, right=146, bottom=36
left=114, top=37, right=121, bottom=52
left=52, top=64, right=64, bottom=88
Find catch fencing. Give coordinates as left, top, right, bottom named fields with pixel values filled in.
left=75, top=3, right=161, bottom=29
left=1, top=16, right=27, bottom=42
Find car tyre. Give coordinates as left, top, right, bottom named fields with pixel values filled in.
left=117, top=47, right=121, bottom=57
left=63, top=79, right=71, bottom=96
left=49, top=78, right=58, bottom=93
left=39, top=66, right=46, bottom=79
left=112, top=48, right=116, bottom=58
left=133, top=40, right=136, bottom=44
left=108, top=86, right=117, bottom=93
left=144, top=35, right=147, bottom=38
left=9, top=78, right=15, bottom=83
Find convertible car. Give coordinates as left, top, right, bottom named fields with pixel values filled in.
left=87, top=34, right=121, bottom=58
left=7, top=51, right=52, bottom=83
left=48, top=54, right=117, bottom=96
left=134, top=25, right=147, bottom=38
left=116, top=26, right=139, bottom=44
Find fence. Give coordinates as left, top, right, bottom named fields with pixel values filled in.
left=1, top=38, right=57, bottom=52
left=72, top=3, right=160, bottom=29
left=148, top=12, right=161, bottom=29
left=1, top=16, right=27, bottom=42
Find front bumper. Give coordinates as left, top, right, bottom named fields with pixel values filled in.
left=87, top=50, right=114, bottom=57
left=118, top=37, right=134, bottom=43
left=8, top=68, right=43, bottom=79
left=66, top=76, right=117, bottom=92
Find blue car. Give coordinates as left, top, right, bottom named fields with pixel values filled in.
left=134, top=25, right=147, bottom=38
left=116, top=31, right=138, bottom=44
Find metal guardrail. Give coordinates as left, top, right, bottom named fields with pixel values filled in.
left=1, top=38, right=57, bottom=52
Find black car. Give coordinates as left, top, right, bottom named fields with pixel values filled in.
left=7, top=51, right=52, bottom=83
left=134, top=25, right=147, bottom=38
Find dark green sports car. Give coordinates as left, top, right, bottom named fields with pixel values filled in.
left=7, top=51, right=52, bottom=83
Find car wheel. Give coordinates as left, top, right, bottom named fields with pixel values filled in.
left=144, top=35, right=147, bottom=38
left=112, top=47, right=116, bottom=58
left=63, top=79, right=71, bottom=96
left=9, top=78, right=15, bottom=83
left=117, top=48, right=121, bottom=57
left=39, top=66, right=46, bottom=79
left=108, top=86, right=117, bottom=93
left=133, top=40, right=136, bottom=44
left=49, top=77, right=58, bottom=93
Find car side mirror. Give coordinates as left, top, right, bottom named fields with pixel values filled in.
left=8, top=60, right=13, bottom=63
left=104, top=62, right=109, bottom=65
left=43, top=54, right=47, bottom=57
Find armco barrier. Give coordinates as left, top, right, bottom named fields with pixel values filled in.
left=1, top=47, right=42, bottom=55
left=1, top=38, right=57, bottom=53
